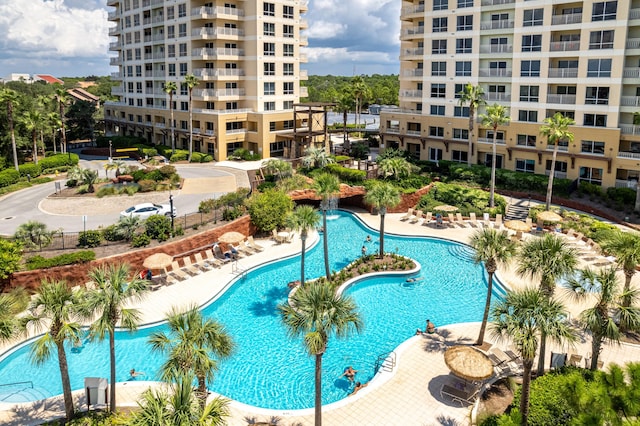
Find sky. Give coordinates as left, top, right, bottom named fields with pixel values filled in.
left=0, top=0, right=400, bottom=79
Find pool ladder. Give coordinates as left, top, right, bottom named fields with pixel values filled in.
left=375, top=351, right=396, bottom=373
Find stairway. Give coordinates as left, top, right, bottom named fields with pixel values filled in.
left=505, top=200, right=530, bottom=221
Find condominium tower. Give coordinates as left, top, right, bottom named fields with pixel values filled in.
left=105, top=0, right=309, bottom=160
left=380, top=0, right=640, bottom=189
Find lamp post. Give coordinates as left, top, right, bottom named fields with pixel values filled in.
left=108, top=139, right=112, bottom=163
left=169, top=194, right=175, bottom=235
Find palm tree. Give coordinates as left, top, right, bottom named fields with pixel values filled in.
left=184, top=74, right=199, bottom=162
left=469, top=228, right=517, bottom=345
left=563, top=267, right=640, bottom=370
left=517, top=233, right=578, bottom=375
left=302, top=146, right=334, bottom=169
left=480, top=104, right=510, bottom=208
left=47, top=112, right=62, bottom=154
left=0, top=293, right=18, bottom=343
left=312, top=173, right=341, bottom=281
left=149, top=305, right=234, bottom=405
left=286, top=205, right=320, bottom=286
left=20, top=110, right=42, bottom=165
left=21, top=280, right=85, bottom=421
left=130, top=372, right=230, bottom=426
left=53, top=86, right=70, bottom=154
left=378, top=157, right=415, bottom=180
left=351, top=76, right=367, bottom=132
left=263, top=158, right=293, bottom=181
left=164, top=81, right=178, bottom=155
left=364, top=182, right=401, bottom=258
left=81, top=168, right=99, bottom=193
left=491, top=288, right=576, bottom=426
left=85, top=263, right=149, bottom=412
left=540, top=112, right=575, bottom=211
left=334, top=94, right=352, bottom=150
left=0, top=88, right=20, bottom=171
left=458, top=84, right=486, bottom=166
left=14, top=220, right=55, bottom=249
left=279, top=282, right=362, bottom=426
left=599, top=230, right=640, bottom=310
left=114, top=215, right=141, bottom=241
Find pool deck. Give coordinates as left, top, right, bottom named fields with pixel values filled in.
left=1, top=209, right=640, bottom=425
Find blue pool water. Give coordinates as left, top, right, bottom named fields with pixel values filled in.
left=0, top=210, right=499, bottom=409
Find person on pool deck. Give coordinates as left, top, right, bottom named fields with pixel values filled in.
left=342, top=366, right=357, bottom=382
left=350, top=381, right=368, bottom=396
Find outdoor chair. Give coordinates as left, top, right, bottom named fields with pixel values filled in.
left=456, top=213, right=468, bottom=228
left=410, top=210, right=423, bottom=224
left=422, top=212, right=433, bottom=226
left=213, top=245, right=233, bottom=263
left=400, top=208, right=414, bottom=221
left=447, top=213, right=457, bottom=227
left=272, top=229, right=287, bottom=244
left=203, top=249, right=223, bottom=268
left=247, top=236, right=265, bottom=252
left=167, top=261, right=190, bottom=281
left=469, top=212, right=479, bottom=228
left=194, top=252, right=215, bottom=270
left=181, top=256, right=203, bottom=275
left=494, top=214, right=503, bottom=229
left=440, top=383, right=479, bottom=406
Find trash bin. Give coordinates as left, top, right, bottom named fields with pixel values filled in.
left=84, top=377, right=108, bottom=409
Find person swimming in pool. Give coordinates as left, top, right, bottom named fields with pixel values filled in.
left=130, top=369, right=145, bottom=378
left=366, top=235, right=372, bottom=243
left=342, top=366, right=357, bottom=382
left=349, top=381, right=368, bottom=396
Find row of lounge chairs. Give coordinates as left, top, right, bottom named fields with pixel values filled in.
left=399, top=208, right=506, bottom=229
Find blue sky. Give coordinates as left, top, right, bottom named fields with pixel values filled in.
left=0, top=0, right=400, bottom=79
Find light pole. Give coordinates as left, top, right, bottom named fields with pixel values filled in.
left=108, top=139, right=113, bottom=163
left=169, top=193, right=175, bottom=235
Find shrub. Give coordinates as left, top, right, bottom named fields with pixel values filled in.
left=169, top=150, right=188, bottom=162
left=144, top=214, right=172, bottom=240
left=77, top=230, right=102, bottom=248
left=25, top=250, right=95, bottom=270
left=0, top=169, right=20, bottom=188
left=101, top=224, right=125, bottom=242
left=416, top=182, right=506, bottom=216
left=138, top=179, right=156, bottom=192
left=39, top=153, right=79, bottom=170
left=121, top=185, right=139, bottom=195
left=324, top=163, right=366, bottom=183
left=131, top=169, right=147, bottom=182
left=246, top=189, right=294, bottom=231
left=96, top=186, right=117, bottom=198
left=578, top=181, right=603, bottom=197
left=131, top=232, right=151, bottom=247
left=142, top=147, right=158, bottom=157
left=158, top=165, right=177, bottom=178
left=222, top=206, right=243, bottom=221
left=199, top=199, right=217, bottom=213
left=190, top=152, right=214, bottom=163
left=145, top=169, right=164, bottom=181
left=0, top=239, right=22, bottom=279
left=18, top=163, right=41, bottom=178
left=14, top=221, right=55, bottom=249
left=606, top=187, right=636, bottom=205
left=257, top=181, right=277, bottom=192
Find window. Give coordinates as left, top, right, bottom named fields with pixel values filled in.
left=581, top=140, right=605, bottom=154
left=519, top=85, right=539, bottom=102
left=135, top=48, right=141, bottom=60
left=488, top=85, right=506, bottom=99
left=546, top=160, right=568, bottom=173
left=456, top=61, right=471, bottom=76
left=587, top=59, right=612, bottom=77
left=263, top=22, right=275, bottom=36
left=180, top=102, right=188, bottom=111
left=167, top=6, right=174, bottom=19
left=430, top=105, right=445, bottom=116
left=589, top=30, right=614, bottom=49
left=431, top=61, right=446, bottom=76
left=521, top=60, right=540, bottom=77
left=178, top=23, right=187, bottom=37
left=429, top=126, right=444, bottom=137
left=283, top=63, right=294, bottom=76
left=180, top=82, right=188, bottom=96
left=179, top=63, right=187, bottom=76
left=429, top=148, right=443, bottom=162
left=454, top=106, right=469, bottom=117
left=283, top=5, right=294, bottom=18
left=264, top=63, right=275, bottom=75
left=168, top=63, right=176, bottom=77
left=585, top=87, right=609, bottom=104
left=556, top=86, right=577, bottom=95
left=490, top=37, right=508, bottom=53
left=226, top=102, right=238, bottom=110
left=457, top=0, right=473, bottom=7
left=167, top=25, right=175, bottom=39
left=484, top=154, right=503, bottom=169
left=283, top=24, right=294, bottom=38
left=264, top=2, right=275, bottom=16
left=178, top=4, right=186, bottom=17
left=517, top=134, right=537, bottom=147
left=432, top=40, right=447, bottom=54
left=522, top=35, right=542, bottom=52
left=264, top=42, right=275, bottom=56
left=518, top=110, right=538, bottom=122
left=579, top=167, right=603, bottom=185
left=592, top=1, right=617, bottom=21
left=457, top=15, right=472, bottom=31
left=126, top=49, right=133, bottom=61
left=453, top=129, right=469, bottom=140
left=283, top=82, right=294, bottom=95
left=264, top=82, right=275, bottom=95
left=523, top=9, right=543, bottom=26
left=433, top=17, right=447, bottom=32
left=515, top=159, right=535, bottom=173
left=452, top=150, right=468, bottom=163
left=431, top=84, right=446, bottom=98
left=264, top=102, right=276, bottom=111
left=135, top=65, right=142, bottom=77
left=456, top=38, right=472, bottom=53
left=283, top=100, right=294, bottom=109
left=179, top=43, right=187, bottom=56
left=284, top=44, right=294, bottom=57
left=434, top=0, right=448, bottom=11
left=584, top=114, right=607, bottom=127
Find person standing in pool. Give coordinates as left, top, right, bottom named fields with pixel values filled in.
left=342, top=366, right=357, bottom=382
left=361, top=245, right=367, bottom=256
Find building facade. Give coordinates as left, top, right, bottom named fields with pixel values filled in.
left=105, top=0, right=309, bottom=161
left=381, top=0, right=640, bottom=189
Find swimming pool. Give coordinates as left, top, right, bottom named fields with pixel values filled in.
left=0, top=210, right=500, bottom=409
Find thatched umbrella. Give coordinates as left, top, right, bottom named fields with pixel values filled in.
left=537, top=211, right=562, bottom=223
left=218, top=231, right=246, bottom=245
left=504, top=220, right=531, bottom=232
left=142, top=253, right=173, bottom=270
left=444, top=345, right=494, bottom=382
left=434, top=204, right=459, bottom=212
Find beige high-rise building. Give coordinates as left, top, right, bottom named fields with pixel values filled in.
left=105, top=0, right=309, bottom=161
left=381, top=0, right=640, bottom=189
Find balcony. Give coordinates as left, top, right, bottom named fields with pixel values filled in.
left=551, top=13, right=582, bottom=25
left=403, top=69, right=424, bottom=77
left=107, top=0, right=118, bottom=5
left=620, top=125, right=640, bottom=135
left=112, top=87, right=124, bottom=94
left=192, top=27, right=244, bottom=39
left=400, top=47, right=424, bottom=58
left=299, top=19, right=308, bottom=29
left=193, top=68, right=245, bottom=79
left=624, top=68, right=640, bottom=78
left=485, top=93, right=511, bottom=101
left=401, top=4, right=425, bottom=18
left=300, top=54, right=308, bottom=62
left=627, top=38, right=640, bottom=49
left=546, top=94, right=576, bottom=104
left=630, top=8, right=640, bottom=20
left=479, top=44, right=513, bottom=54
left=621, top=96, right=640, bottom=107
left=400, top=90, right=422, bottom=98
left=109, top=57, right=122, bottom=66
left=481, top=0, right=514, bottom=5
left=192, top=47, right=244, bottom=59
left=615, top=179, right=638, bottom=189
left=300, top=87, right=308, bottom=97
left=478, top=68, right=512, bottom=77
left=401, top=27, right=425, bottom=38
left=107, top=11, right=119, bottom=20
left=111, top=72, right=122, bottom=79
left=478, top=137, right=506, bottom=144
left=194, top=88, right=246, bottom=98
left=108, top=26, right=120, bottom=36
left=109, top=42, right=122, bottom=50
left=618, top=151, right=640, bottom=160
left=300, top=0, right=309, bottom=12
left=545, top=144, right=569, bottom=152
left=191, top=6, right=244, bottom=19
left=548, top=68, right=578, bottom=78
left=300, top=69, right=308, bottom=79
left=549, top=40, right=580, bottom=52
left=479, top=20, right=514, bottom=30
left=386, top=127, right=400, bottom=134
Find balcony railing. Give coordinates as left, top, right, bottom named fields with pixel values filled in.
left=621, top=96, right=640, bottom=107
left=545, top=145, right=569, bottom=152
left=626, top=38, right=640, bottom=49
left=547, top=94, right=576, bottom=104
left=192, top=27, right=243, bottom=38
left=479, top=20, right=514, bottom=30
left=401, top=4, right=425, bottom=16
left=481, top=0, right=514, bottom=5
left=192, top=48, right=244, bottom=58
left=401, top=48, right=424, bottom=57
left=630, top=8, right=640, bottom=20
left=406, top=130, right=421, bottom=136
left=618, top=151, right=640, bottom=160
left=108, top=27, right=120, bottom=36
left=479, top=44, right=513, bottom=54
left=551, top=13, right=582, bottom=25
left=107, top=11, right=119, bottom=20
left=403, top=69, right=424, bottom=77
left=485, top=93, right=511, bottom=101
left=549, top=40, right=580, bottom=52
left=548, top=68, right=578, bottom=78
left=545, top=170, right=568, bottom=179
left=194, top=88, right=246, bottom=97
left=401, top=27, right=425, bottom=37
left=300, top=87, right=308, bottom=97
left=191, top=6, right=244, bottom=18
left=620, top=125, right=640, bottom=135
left=193, top=68, right=245, bottom=78
left=623, top=68, right=640, bottom=78
left=400, top=90, right=422, bottom=98
left=478, top=137, right=506, bottom=144
left=478, top=68, right=512, bottom=77
left=615, top=179, right=638, bottom=189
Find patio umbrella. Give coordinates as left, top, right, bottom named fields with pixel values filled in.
left=434, top=204, right=459, bottom=212
left=444, top=345, right=494, bottom=382
left=142, top=252, right=173, bottom=270
left=218, top=231, right=246, bottom=245
left=504, top=220, right=530, bottom=232
left=537, top=211, right=562, bottom=223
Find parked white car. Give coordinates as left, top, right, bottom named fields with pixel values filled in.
left=119, top=203, right=176, bottom=219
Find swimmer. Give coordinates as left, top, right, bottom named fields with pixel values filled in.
left=406, top=277, right=424, bottom=282
left=361, top=245, right=367, bottom=256
left=130, top=369, right=145, bottom=378
left=366, top=235, right=372, bottom=243
left=342, top=366, right=357, bottom=382
left=426, top=319, right=436, bottom=334
left=349, top=381, right=367, bottom=396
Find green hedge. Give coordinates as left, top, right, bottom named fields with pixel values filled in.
left=325, top=163, right=366, bottom=183
left=39, top=153, right=79, bottom=171
left=25, top=250, right=95, bottom=270
left=169, top=150, right=189, bottom=162
left=416, top=182, right=506, bottom=216
left=18, top=163, right=41, bottom=178
left=0, top=169, right=20, bottom=188
left=190, top=152, right=214, bottom=163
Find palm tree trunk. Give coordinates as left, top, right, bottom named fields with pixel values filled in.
left=109, top=332, right=116, bottom=412
left=590, top=335, right=603, bottom=371
left=545, top=144, right=559, bottom=211
left=489, top=128, right=498, bottom=208
left=56, top=340, right=75, bottom=420
left=197, top=374, right=207, bottom=408
left=520, top=359, right=533, bottom=426
left=188, top=91, right=193, bottom=162
left=314, top=352, right=323, bottom=426
left=170, top=94, right=175, bottom=155
left=343, top=110, right=348, bottom=149
left=322, top=210, right=330, bottom=281
left=60, top=105, right=67, bottom=154
left=9, top=105, right=18, bottom=171
left=477, top=270, right=494, bottom=345
left=536, top=330, right=547, bottom=377
left=467, top=110, right=474, bottom=166
left=300, top=234, right=307, bottom=285
left=32, top=132, right=38, bottom=165
left=378, top=209, right=386, bottom=259
left=52, top=130, right=57, bottom=154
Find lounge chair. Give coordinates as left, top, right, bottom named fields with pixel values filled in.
left=247, top=236, right=265, bottom=252
left=194, top=252, right=215, bottom=270
left=422, top=212, right=433, bottom=226
left=272, top=229, right=287, bottom=244
left=410, top=210, right=423, bottom=224
left=469, top=212, right=479, bottom=228
left=525, top=217, right=533, bottom=229
left=440, top=383, right=479, bottom=406
left=494, top=213, right=503, bottom=229
left=233, top=243, right=253, bottom=256
left=182, top=256, right=205, bottom=274
left=203, top=249, right=224, bottom=268
left=213, top=244, right=233, bottom=263
left=400, top=208, right=415, bottom=221
left=456, top=213, right=468, bottom=228
left=447, top=213, right=457, bottom=227
left=167, top=261, right=190, bottom=281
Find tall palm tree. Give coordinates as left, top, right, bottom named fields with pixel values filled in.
left=364, top=182, right=401, bottom=258
left=600, top=230, right=640, bottom=311
left=149, top=305, right=234, bottom=405
left=351, top=75, right=367, bottom=132
left=85, top=263, right=149, bottom=412
left=469, top=228, right=517, bottom=345
left=334, top=94, right=352, bottom=150
left=540, top=112, right=575, bottom=211
left=480, top=104, right=510, bottom=208
left=458, top=84, right=486, bottom=166
left=0, top=88, right=20, bottom=171
left=47, top=112, right=62, bottom=155
left=130, top=372, right=230, bottom=426
left=517, top=233, right=578, bottom=375
left=184, top=74, right=199, bottom=162
left=164, top=81, right=178, bottom=155
left=53, top=86, right=70, bottom=154
left=491, top=289, right=576, bottom=426
left=286, top=205, right=320, bottom=286
left=564, top=267, right=640, bottom=370
left=279, top=282, right=362, bottom=426
left=21, top=280, right=85, bottom=421
left=312, top=173, right=341, bottom=281
left=20, top=110, right=42, bottom=165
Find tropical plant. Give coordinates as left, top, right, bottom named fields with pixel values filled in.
left=184, top=74, right=199, bottom=162
left=81, top=168, right=99, bottom=193
left=334, top=94, right=352, bottom=149
left=0, top=88, right=20, bottom=170
left=540, top=112, right=575, bottom=211
left=114, top=215, right=141, bottom=241
left=469, top=228, right=517, bottom=345
left=104, top=159, right=125, bottom=178
left=302, top=147, right=334, bottom=169
left=47, top=112, right=62, bottom=154
left=563, top=267, right=640, bottom=370
left=164, top=81, right=178, bottom=155
left=377, top=157, right=416, bottom=181
left=263, top=158, right=293, bottom=180
left=364, top=182, right=401, bottom=258
left=14, top=220, right=56, bottom=249
left=351, top=75, right=368, bottom=132
left=53, top=85, right=70, bottom=154
left=21, top=280, right=86, bottom=421
left=491, top=289, right=576, bottom=426
left=286, top=205, right=320, bottom=285
left=480, top=104, right=510, bottom=208
left=312, top=173, right=341, bottom=281
left=279, top=282, right=362, bottom=426
left=245, top=189, right=294, bottom=231
left=149, top=305, right=234, bottom=404
left=458, top=83, right=486, bottom=166
left=599, top=230, right=640, bottom=311
left=20, top=110, right=42, bottom=165
left=0, top=239, right=22, bottom=280
left=0, top=294, right=19, bottom=343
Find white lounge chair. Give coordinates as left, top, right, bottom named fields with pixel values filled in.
left=440, top=383, right=479, bottom=406
left=213, top=245, right=233, bottom=263
left=456, top=213, right=468, bottom=228
left=410, top=210, right=423, bottom=224
left=400, top=208, right=415, bottom=221
left=469, top=212, right=479, bottom=228
left=422, top=212, right=433, bottom=226
left=247, top=236, right=264, bottom=252
left=167, top=261, right=190, bottom=281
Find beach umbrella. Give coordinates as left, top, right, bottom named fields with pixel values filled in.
left=504, top=220, right=530, bottom=232
left=143, top=252, right=173, bottom=270
left=218, top=231, right=246, bottom=245
left=444, top=345, right=494, bottom=382
left=537, top=211, right=562, bottom=223
left=434, top=205, right=459, bottom=212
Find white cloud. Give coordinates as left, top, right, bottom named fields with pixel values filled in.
left=306, top=21, right=346, bottom=39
